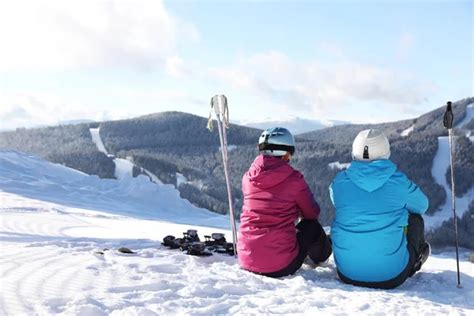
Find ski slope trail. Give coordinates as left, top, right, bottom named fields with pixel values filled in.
left=425, top=137, right=474, bottom=230
left=90, top=128, right=134, bottom=180
left=90, top=127, right=164, bottom=182
left=456, top=103, right=474, bottom=129
left=1, top=151, right=473, bottom=315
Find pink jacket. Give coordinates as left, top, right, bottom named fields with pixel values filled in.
left=237, top=155, right=320, bottom=273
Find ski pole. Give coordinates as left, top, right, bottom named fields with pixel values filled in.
left=443, top=101, right=462, bottom=288
left=208, top=95, right=238, bottom=256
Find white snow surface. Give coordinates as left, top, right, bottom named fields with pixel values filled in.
left=401, top=124, right=415, bottom=137
left=1, top=151, right=473, bottom=315
left=176, top=172, right=188, bottom=187
left=89, top=128, right=108, bottom=154
left=90, top=127, right=164, bottom=184
left=0, top=151, right=226, bottom=227
left=114, top=158, right=134, bottom=180
left=328, top=161, right=351, bottom=170
left=239, top=116, right=348, bottom=135
left=456, top=103, right=474, bottom=129
left=425, top=137, right=474, bottom=230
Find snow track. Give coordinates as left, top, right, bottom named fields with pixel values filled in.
left=89, top=128, right=108, bottom=155
left=401, top=124, right=415, bottom=137
left=456, top=103, right=474, bottom=129
left=425, top=137, right=474, bottom=230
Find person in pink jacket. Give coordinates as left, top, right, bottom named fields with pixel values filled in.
left=238, top=127, right=332, bottom=277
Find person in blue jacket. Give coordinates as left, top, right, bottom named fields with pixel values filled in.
left=330, top=129, right=430, bottom=289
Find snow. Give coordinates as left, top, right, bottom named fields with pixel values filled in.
left=176, top=172, right=188, bottom=187
left=114, top=158, right=134, bottom=179
left=0, top=150, right=226, bottom=227
left=328, top=161, right=351, bottom=170
left=142, top=169, right=162, bottom=184
left=219, top=144, right=237, bottom=152
left=89, top=128, right=108, bottom=154
left=456, top=103, right=474, bottom=129
left=425, top=137, right=474, bottom=230
left=1, top=150, right=473, bottom=315
left=239, top=116, right=349, bottom=135
left=401, top=124, right=415, bottom=137
left=90, top=127, right=164, bottom=184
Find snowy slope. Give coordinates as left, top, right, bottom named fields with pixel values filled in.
left=425, top=137, right=474, bottom=230
left=401, top=124, right=415, bottom=137
left=0, top=150, right=227, bottom=227
left=90, top=128, right=135, bottom=180
left=1, top=151, right=473, bottom=315
left=90, top=128, right=108, bottom=155
left=456, top=103, right=474, bottom=129
left=239, top=116, right=348, bottom=135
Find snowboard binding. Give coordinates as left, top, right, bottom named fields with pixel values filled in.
left=186, top=243, right=212, bottom=257
left=162, top=230, right=235, bottom=256
left=162, top=229, right=200, bottom=250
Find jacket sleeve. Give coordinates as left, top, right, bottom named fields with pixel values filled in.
left=295, top=174, right=320, bottom=220
left=403, top=176, right=429, bottom=215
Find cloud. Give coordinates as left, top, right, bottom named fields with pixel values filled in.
left=165, top=56, right=196, bottom=79
left=0, top=90, right=211, bottom=130
left=208, top=50, right=438, bottom=117
left=0, top=0, right=199, bottom=71
left=0, top=93, right=131, bottom=130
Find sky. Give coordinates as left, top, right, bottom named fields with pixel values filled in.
left=0, top=0, right=472, bottom=130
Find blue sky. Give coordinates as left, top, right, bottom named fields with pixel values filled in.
left=0, top=0, right=472, bottom=129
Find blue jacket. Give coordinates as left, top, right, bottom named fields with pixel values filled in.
left=330, top=159, right=428, bottom=282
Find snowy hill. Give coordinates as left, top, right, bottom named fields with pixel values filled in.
left=0, top=150, right=227, bottom=228
left=0, top=98, right=473, bottom=249
left=238, top=116, right=349, bottom=135
left=1, top=150, right=473, bottom=315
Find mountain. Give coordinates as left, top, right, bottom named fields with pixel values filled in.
left=238, top=116, right=349, bottom=135
left=0, top=98, right=473, bottom=249
left=1, top=150, right=473, bottom=315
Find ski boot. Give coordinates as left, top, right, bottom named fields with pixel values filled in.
left=410, top=242, right=431, bottom=277
left=186, top=242, right=212, bottom=257
left=224, top=242, right=236, bottom=256
left=179, top=229, right=201, bottom=251
left=204, top=233, right=226, bottom=247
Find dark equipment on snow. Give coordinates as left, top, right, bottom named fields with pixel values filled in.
left=186, top=243, right=212, bottom=257
left=443, top=101, right=462, bottom=288
left=162, top=230, right=235, bottom=256
left=117, top=247, right=136, bottom=254
left=183, top=229, right=200, bottom=242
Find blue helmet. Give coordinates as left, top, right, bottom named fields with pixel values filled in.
left=258, top=127, right=295, bottom=156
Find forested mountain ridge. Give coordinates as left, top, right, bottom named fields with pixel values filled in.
left=1, top=98, right=473, bottom=248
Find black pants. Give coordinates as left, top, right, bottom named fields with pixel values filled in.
left=263, top=219, right=332, bottom=278
left=337, top=213, right=426, bottom=289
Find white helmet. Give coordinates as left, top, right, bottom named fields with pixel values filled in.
left=352, top=129, right=391, bottom=161
left=258, top=127, right=295, bottom=156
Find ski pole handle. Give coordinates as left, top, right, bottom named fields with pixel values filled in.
left=211, top=95, right=227, bottom=115
left=443, top=101, right=454, bottom=129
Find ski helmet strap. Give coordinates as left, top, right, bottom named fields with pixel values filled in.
left=363, top=146, right=369, bottom=159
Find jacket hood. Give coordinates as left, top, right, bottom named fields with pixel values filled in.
left=346, top=159, right=397, bottom=192
left=246, top=155, right=294, bottom=189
